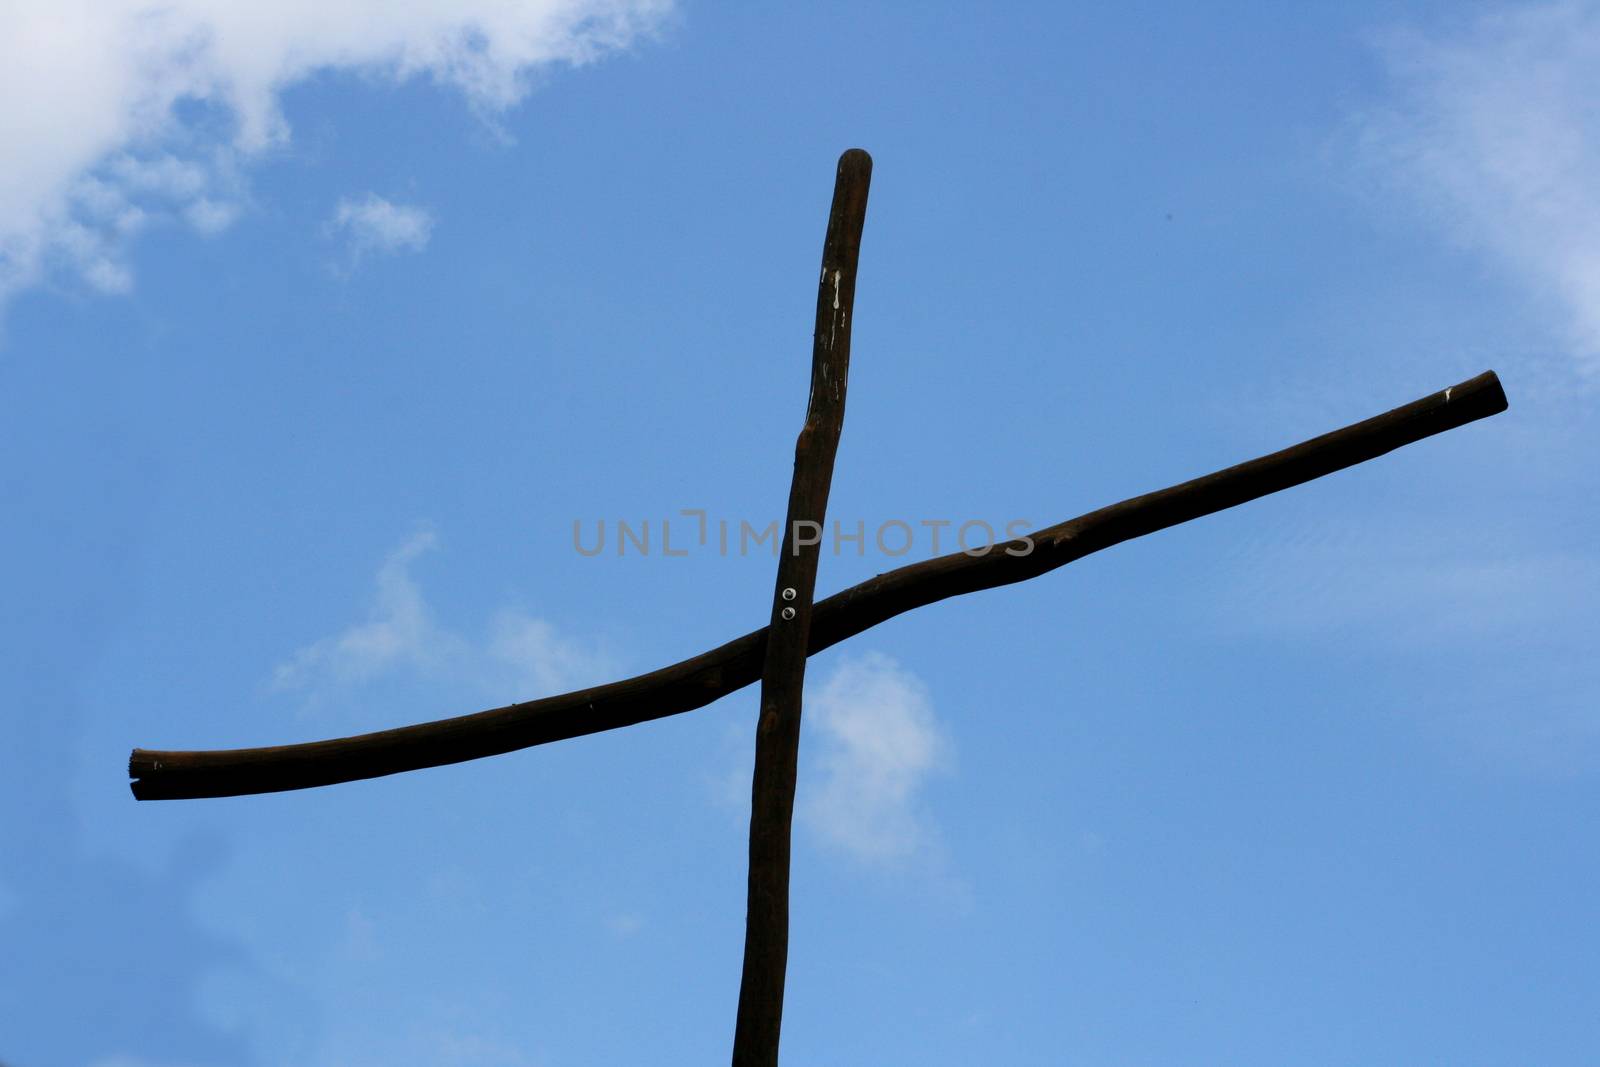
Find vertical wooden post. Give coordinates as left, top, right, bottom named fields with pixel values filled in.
left=731, top=148, right=872, bottom=1067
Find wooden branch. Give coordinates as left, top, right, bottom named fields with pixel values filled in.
left=129, top=369, right=1508, bottom=801
left=732, top=148, right=870, bottom=1067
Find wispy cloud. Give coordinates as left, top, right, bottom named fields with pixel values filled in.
left=273, top=528, right=457, bottom=690
left=1205, top=535, right=1600, bottom=649
left=1352, top=1, right=1600, bottom=380
left=309, top=1022, right=544, bottom=1067
left=487, top=610, right=614, bottom=701
left=329, top=193, right=435, bottom=266
left=0, top=0, right=671, bottom=313
left=424, top=1031, right=542, bottom=1067
left=273, top=527, right=617, bottom=711
left=1191, top=510, right=1600, bottom=773
left=800, top=652, right=952, bottom=865
left=605, top=911, right=645, bottom=939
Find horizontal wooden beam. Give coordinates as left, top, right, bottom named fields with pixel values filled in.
left=129, top=370, right=1508, bottom=800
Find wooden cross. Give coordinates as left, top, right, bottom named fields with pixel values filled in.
left=129, top=149, right=1509, bottom=1065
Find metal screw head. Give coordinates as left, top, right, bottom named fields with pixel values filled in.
left=781, top=587, right=797, bottom=601
left=780, top=606, right=796, bottom=621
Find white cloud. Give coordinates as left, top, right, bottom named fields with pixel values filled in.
left=0, top=0, right=671, bottom=311
left=330, top=193, right=435, bottom=261
left=337, top=907, right=382, bottom=964
left=1190, top=511, right=1600, bottom=772
left=1195, top=513, right=1600, bottom=649
left=424, top=1030, right=541, bottom=1067
left=273, top=528, right=616, bottom=708
left=487, top=610, right=615, bottom=698
left=185, top=197, right=239, bottom=235
left=800, top=652, right=952, bottom=865
left=273, top=528, right=454, bottom=690
left=605, top=911, right=645, bottom=938
left=1354, top=1, right=1600, bottom=379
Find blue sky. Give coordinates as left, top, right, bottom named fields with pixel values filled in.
left=2, top=2, right=1597, bottom=1064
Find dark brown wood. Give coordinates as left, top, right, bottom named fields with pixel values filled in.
left=731, top=148, right=870, bottom=1067
left=129, top=371, right=1508, bottom=802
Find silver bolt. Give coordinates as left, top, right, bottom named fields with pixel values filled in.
left=781, top=587, right=797, bottom=601
left=780, top=606, right=796, bottom=621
